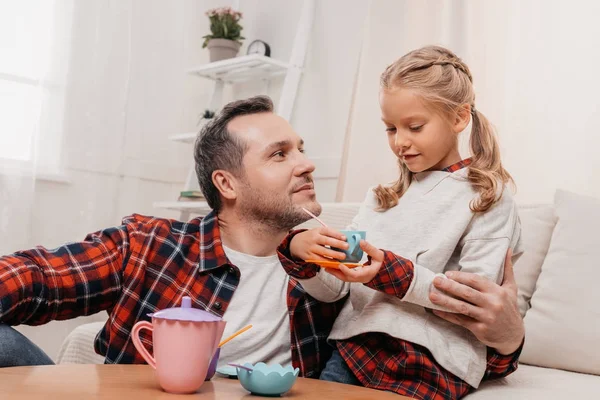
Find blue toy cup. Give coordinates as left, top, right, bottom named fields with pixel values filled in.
left=333, top=230, right=366, bottom=263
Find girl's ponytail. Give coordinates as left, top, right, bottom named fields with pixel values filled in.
left=467, top=107, right=514, bottom=212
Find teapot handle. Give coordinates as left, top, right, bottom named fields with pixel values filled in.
left=131, top=321, right=156, bottom=369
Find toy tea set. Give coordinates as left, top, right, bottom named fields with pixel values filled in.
left=131, top=296, right=299, bottom=396
left=130, top=211, right=364, bottom=395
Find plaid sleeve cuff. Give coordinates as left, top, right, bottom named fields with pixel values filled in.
left=277, top=229, right=320, bottom=280
left=364, top=250, right=414, bottom=298
left=484, top=339, right=524, bottom=380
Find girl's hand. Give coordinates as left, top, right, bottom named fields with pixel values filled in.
left=325, top=240, right=385, bottom=283
left=289, top=227, right=349, bottom=262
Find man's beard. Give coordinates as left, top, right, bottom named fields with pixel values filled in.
left=238, top=181, right=321, bottom=232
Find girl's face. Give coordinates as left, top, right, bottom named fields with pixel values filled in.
left=379, top=87, right=470, bottom=173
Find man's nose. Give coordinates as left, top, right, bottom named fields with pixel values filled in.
left=295, top=152, right=316, bottom=175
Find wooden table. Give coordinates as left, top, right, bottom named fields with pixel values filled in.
left=0, top=365, right=406, bottom=399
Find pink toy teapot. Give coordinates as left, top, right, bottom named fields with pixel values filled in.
left=131, top=296, right=226, bottom=394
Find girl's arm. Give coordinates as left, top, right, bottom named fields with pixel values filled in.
left=334, top=238, right=516, bottom=312
left=277, top=202, right=371, bottom=303
left=334, top=188, right=523, bottom=313
left=278, top=230, right=350, bottom=303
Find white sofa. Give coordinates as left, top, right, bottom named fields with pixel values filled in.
left=53, top=189, right=600, bottom=398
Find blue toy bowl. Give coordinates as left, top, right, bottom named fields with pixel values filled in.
left=235, top=362, right=299, bottom=397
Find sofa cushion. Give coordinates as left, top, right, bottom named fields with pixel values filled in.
left=466, top=364, right=600, bottom=399
left=513, top=205, right=557, bottom=316
left=520, top=189, right=600, bottom=375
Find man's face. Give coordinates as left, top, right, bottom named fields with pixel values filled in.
left=228, top=112, right=321, bottom=230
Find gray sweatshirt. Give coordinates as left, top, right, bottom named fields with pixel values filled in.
left=299, top=168, right=523, bottom=388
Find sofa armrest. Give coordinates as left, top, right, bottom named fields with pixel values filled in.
left=56, top=321, right=107, bottom=364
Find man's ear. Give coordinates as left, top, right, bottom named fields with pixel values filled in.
left=212, top=170, right=238, bottom=201
left=452, top=104, right=471, bottom=134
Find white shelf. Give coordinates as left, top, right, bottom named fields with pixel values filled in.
left=187, top=54, right=290, bottom=84
left=154, top=201, right=213, bottom=215
left=169, top=132, right=197, bottom=144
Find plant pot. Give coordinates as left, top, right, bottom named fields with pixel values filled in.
left=207, top=39, right=241, bottom=62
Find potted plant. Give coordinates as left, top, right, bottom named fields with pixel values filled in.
left=197, top=109, right=215, bottom=126
left=202, top=7, right=244, bottom=62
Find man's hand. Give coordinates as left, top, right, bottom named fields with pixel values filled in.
left=289, top=227, right=349, bottom=262
left=429, top=250, right=525, bottom=355
left=325, top=240, right=385, bottom=283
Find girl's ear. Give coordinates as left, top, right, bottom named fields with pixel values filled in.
left=452, top=104, right=471, bottom=134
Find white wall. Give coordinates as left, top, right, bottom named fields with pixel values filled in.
left=6, top=0, right=367, bottom=360
left=226, top=0, right=368, bottom=201
left=341, top=0, right=447, bottom=201
left=341, top=0, right=600, bottom=204
left=23, top=0, right=368, bottom=249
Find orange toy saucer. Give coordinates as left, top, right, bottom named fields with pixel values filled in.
left=304, top=259, right=363, bottom=269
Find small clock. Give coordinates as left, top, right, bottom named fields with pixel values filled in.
left=247, top=40, right=271, bottom=57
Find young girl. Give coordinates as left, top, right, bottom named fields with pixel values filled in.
left=283, top=46, right=523, bottom=399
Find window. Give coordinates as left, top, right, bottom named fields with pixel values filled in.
left=0, top=1, right=68, bottom=173
left=0, top=78, right=39, bottom=161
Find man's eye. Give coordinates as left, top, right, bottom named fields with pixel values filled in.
left=272, top=151, right=285, bottom=158
left=299, top=148, right=305, bottom=154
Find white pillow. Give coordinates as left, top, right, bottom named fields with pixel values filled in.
left=520, top=189, right=600, bottom=375
left=514, top=205, right=557, bottom=316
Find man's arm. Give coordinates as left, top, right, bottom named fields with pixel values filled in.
left=484, top=339, right=523, bottom=380
left=0, top=225, right=127, bottom=325
left=431, top=250, right=525, bottom=378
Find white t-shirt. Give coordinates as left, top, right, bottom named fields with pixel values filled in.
left=218, top=245, right=292, bottom=368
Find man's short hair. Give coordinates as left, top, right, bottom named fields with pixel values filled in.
left=194, top=95, right=274, bottom=211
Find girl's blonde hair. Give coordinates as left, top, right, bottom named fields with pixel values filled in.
left=375, top=45, right=513, bottom=213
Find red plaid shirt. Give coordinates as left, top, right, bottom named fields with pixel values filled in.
left=443, top=157, right=472, bottom=172
left=282, top=158, right=523, bottom=399
left=0, top=211, right=345, bottom=378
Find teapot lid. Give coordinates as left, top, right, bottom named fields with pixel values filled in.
left=148, top=296, right=222, bottom=322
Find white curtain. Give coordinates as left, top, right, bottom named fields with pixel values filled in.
left=0, top=0, right=73, bottom=254
left=0, top=0, right=201, bottom=359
